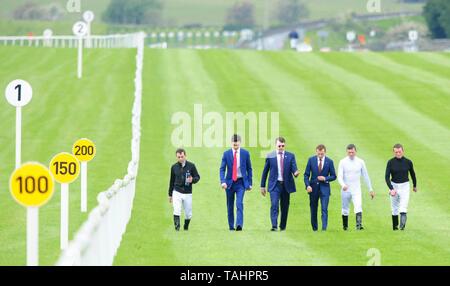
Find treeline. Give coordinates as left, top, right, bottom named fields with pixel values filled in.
left=102, top=0, right=309, bottom=29
left=13, top=2, right=65, bottom=21
left=423, top=0, right=450, bottom=38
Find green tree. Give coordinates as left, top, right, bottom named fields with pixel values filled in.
left=423, top=0, right=450, bottom=38
left=225, top=1, right=255, bottom=30
left=103, top=0, right=162, bottom=25
left=275, top=0, right=309, bottom=26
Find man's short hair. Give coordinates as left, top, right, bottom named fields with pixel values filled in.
left=316, top=144, right=326, bottom=151
left=393, top=143, right=403, bottom=150
left=231, top=134, right=241, bottom=142
left=175, top=148, right=186, bottom=155
left=346, top=144, right=357, bottom=151
left=275, top=137, right=286, bottom=143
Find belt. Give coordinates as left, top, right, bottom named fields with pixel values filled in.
left=277, top=180, right=284, bottom=184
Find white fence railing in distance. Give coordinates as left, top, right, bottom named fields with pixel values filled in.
left=55, top=32, right=145, bottom=266
left=0, top=34, right=141, bottom=49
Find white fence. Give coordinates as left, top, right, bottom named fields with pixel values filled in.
left=51, top=32, right=145, bottom=265
left=0, top=34, right=141, bottom=49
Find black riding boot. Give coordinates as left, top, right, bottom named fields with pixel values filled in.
left=356, top=212, right=364, bottom=230
left=184, top=219, right=191, bottom=231
left=342, top=215, right=348, bottom=231
left=392, top=215, right=399, bottom=230
left=174, top=215, right=180, bottom=231
left=400, top=213, right=407, bottom=230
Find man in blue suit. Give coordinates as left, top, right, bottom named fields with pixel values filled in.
left=260, top=137, right=300, bottom=231
left=303, top=144, right=336, bottom=231
left=219, top=134, right=253, bottom=231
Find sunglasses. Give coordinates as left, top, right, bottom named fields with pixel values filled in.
left=277, top=144, right=285, bottom=148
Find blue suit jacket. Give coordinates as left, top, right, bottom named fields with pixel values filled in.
left=303, top=156, right=336, bottom=196
left=260, top=151, right=298, bottom=193
left=220, top=148, right=253, bottom=190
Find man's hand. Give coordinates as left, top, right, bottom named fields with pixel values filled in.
left=389, top=189, right=397, bottom=197
left=169, top=196, right=172, bottom=203
left=221, top=183, right=227, bottom=190
left=306, top=186, right=313, bottom=193
left=413, top=187, right=418, bottom=193
left=317, top=176, right=326, bottom=182
left=343, top=185, right=348, bottom=191
left=260, top=187, right=267, bottom=197
left=247, top=185, right=252, bottom=191
left=186, top=176, right=193, bottom=183
left=294, top=170, right=300, bottom=177
left=369, top=191, right=375, bottom=200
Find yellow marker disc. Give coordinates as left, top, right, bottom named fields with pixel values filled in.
left=49, top=152, right=80, bottom=184
left=72, top=138, right=96, bottom=162
left=10, top=162, right=55, bottom=208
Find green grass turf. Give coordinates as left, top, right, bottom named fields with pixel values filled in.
left=113, top=49, right=450, bottom=266
left=0, top=46, right=136, bottom=265
left=0, top=47, right=449, bottom=266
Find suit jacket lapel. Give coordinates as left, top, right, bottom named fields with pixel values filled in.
left=282, top=153, right=287, bottom=176
left=314, top=156, right=319, bottom=175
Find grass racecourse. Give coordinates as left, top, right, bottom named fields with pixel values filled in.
left=0, top=47, right=449, bottom=265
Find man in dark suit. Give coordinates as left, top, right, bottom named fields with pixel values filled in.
left=303, top=144, right=336, bottom=231
left=219, top=134, right=253, bottom=231
left=260, top=137, right=300, bottom=231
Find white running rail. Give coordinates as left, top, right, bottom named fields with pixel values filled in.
left=0, top=34, right=142, bottom=49
left=52, top=32, right=145, bottom=265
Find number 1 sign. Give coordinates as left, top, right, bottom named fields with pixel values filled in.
left=5, top=79, right=33, bottom=169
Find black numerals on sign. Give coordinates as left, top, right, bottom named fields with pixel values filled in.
left=16, top=176, right=48, bottom=194
left=53, top=162, right=77, bottom=175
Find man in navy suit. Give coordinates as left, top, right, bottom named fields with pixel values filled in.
left=303, top=144, right=336, bottom=231
left=260, top=137, right=300, bottom=231
left=220, top=134, right=253, bottom=231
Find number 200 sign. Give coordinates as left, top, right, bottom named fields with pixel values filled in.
left=73, top=138, right=96, bottom=212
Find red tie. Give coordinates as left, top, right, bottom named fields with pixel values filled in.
left=232, top=150, right=238, bottom=182
left=279, top=151, right=284, bottom=179
left=318, top=158, right=323, bottom=173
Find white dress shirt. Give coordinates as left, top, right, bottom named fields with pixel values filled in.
left=338, top=156, right=373, bottom=192
left=277, top=150, right=285, bottom=181
left=233, top=148, right=242, bottom=178
left=317, top=156, right=326, bottom=172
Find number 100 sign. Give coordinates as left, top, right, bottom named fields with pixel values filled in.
left=10, top=163, right=54, bottom=207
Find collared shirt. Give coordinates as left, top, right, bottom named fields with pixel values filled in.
left=233, top=148, right=242, bottom=178
left=317, top=156, right=326, bottom=172
left=277, top=150, right=285, bottom=181
left=338, top=156, right=373, bottom=192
